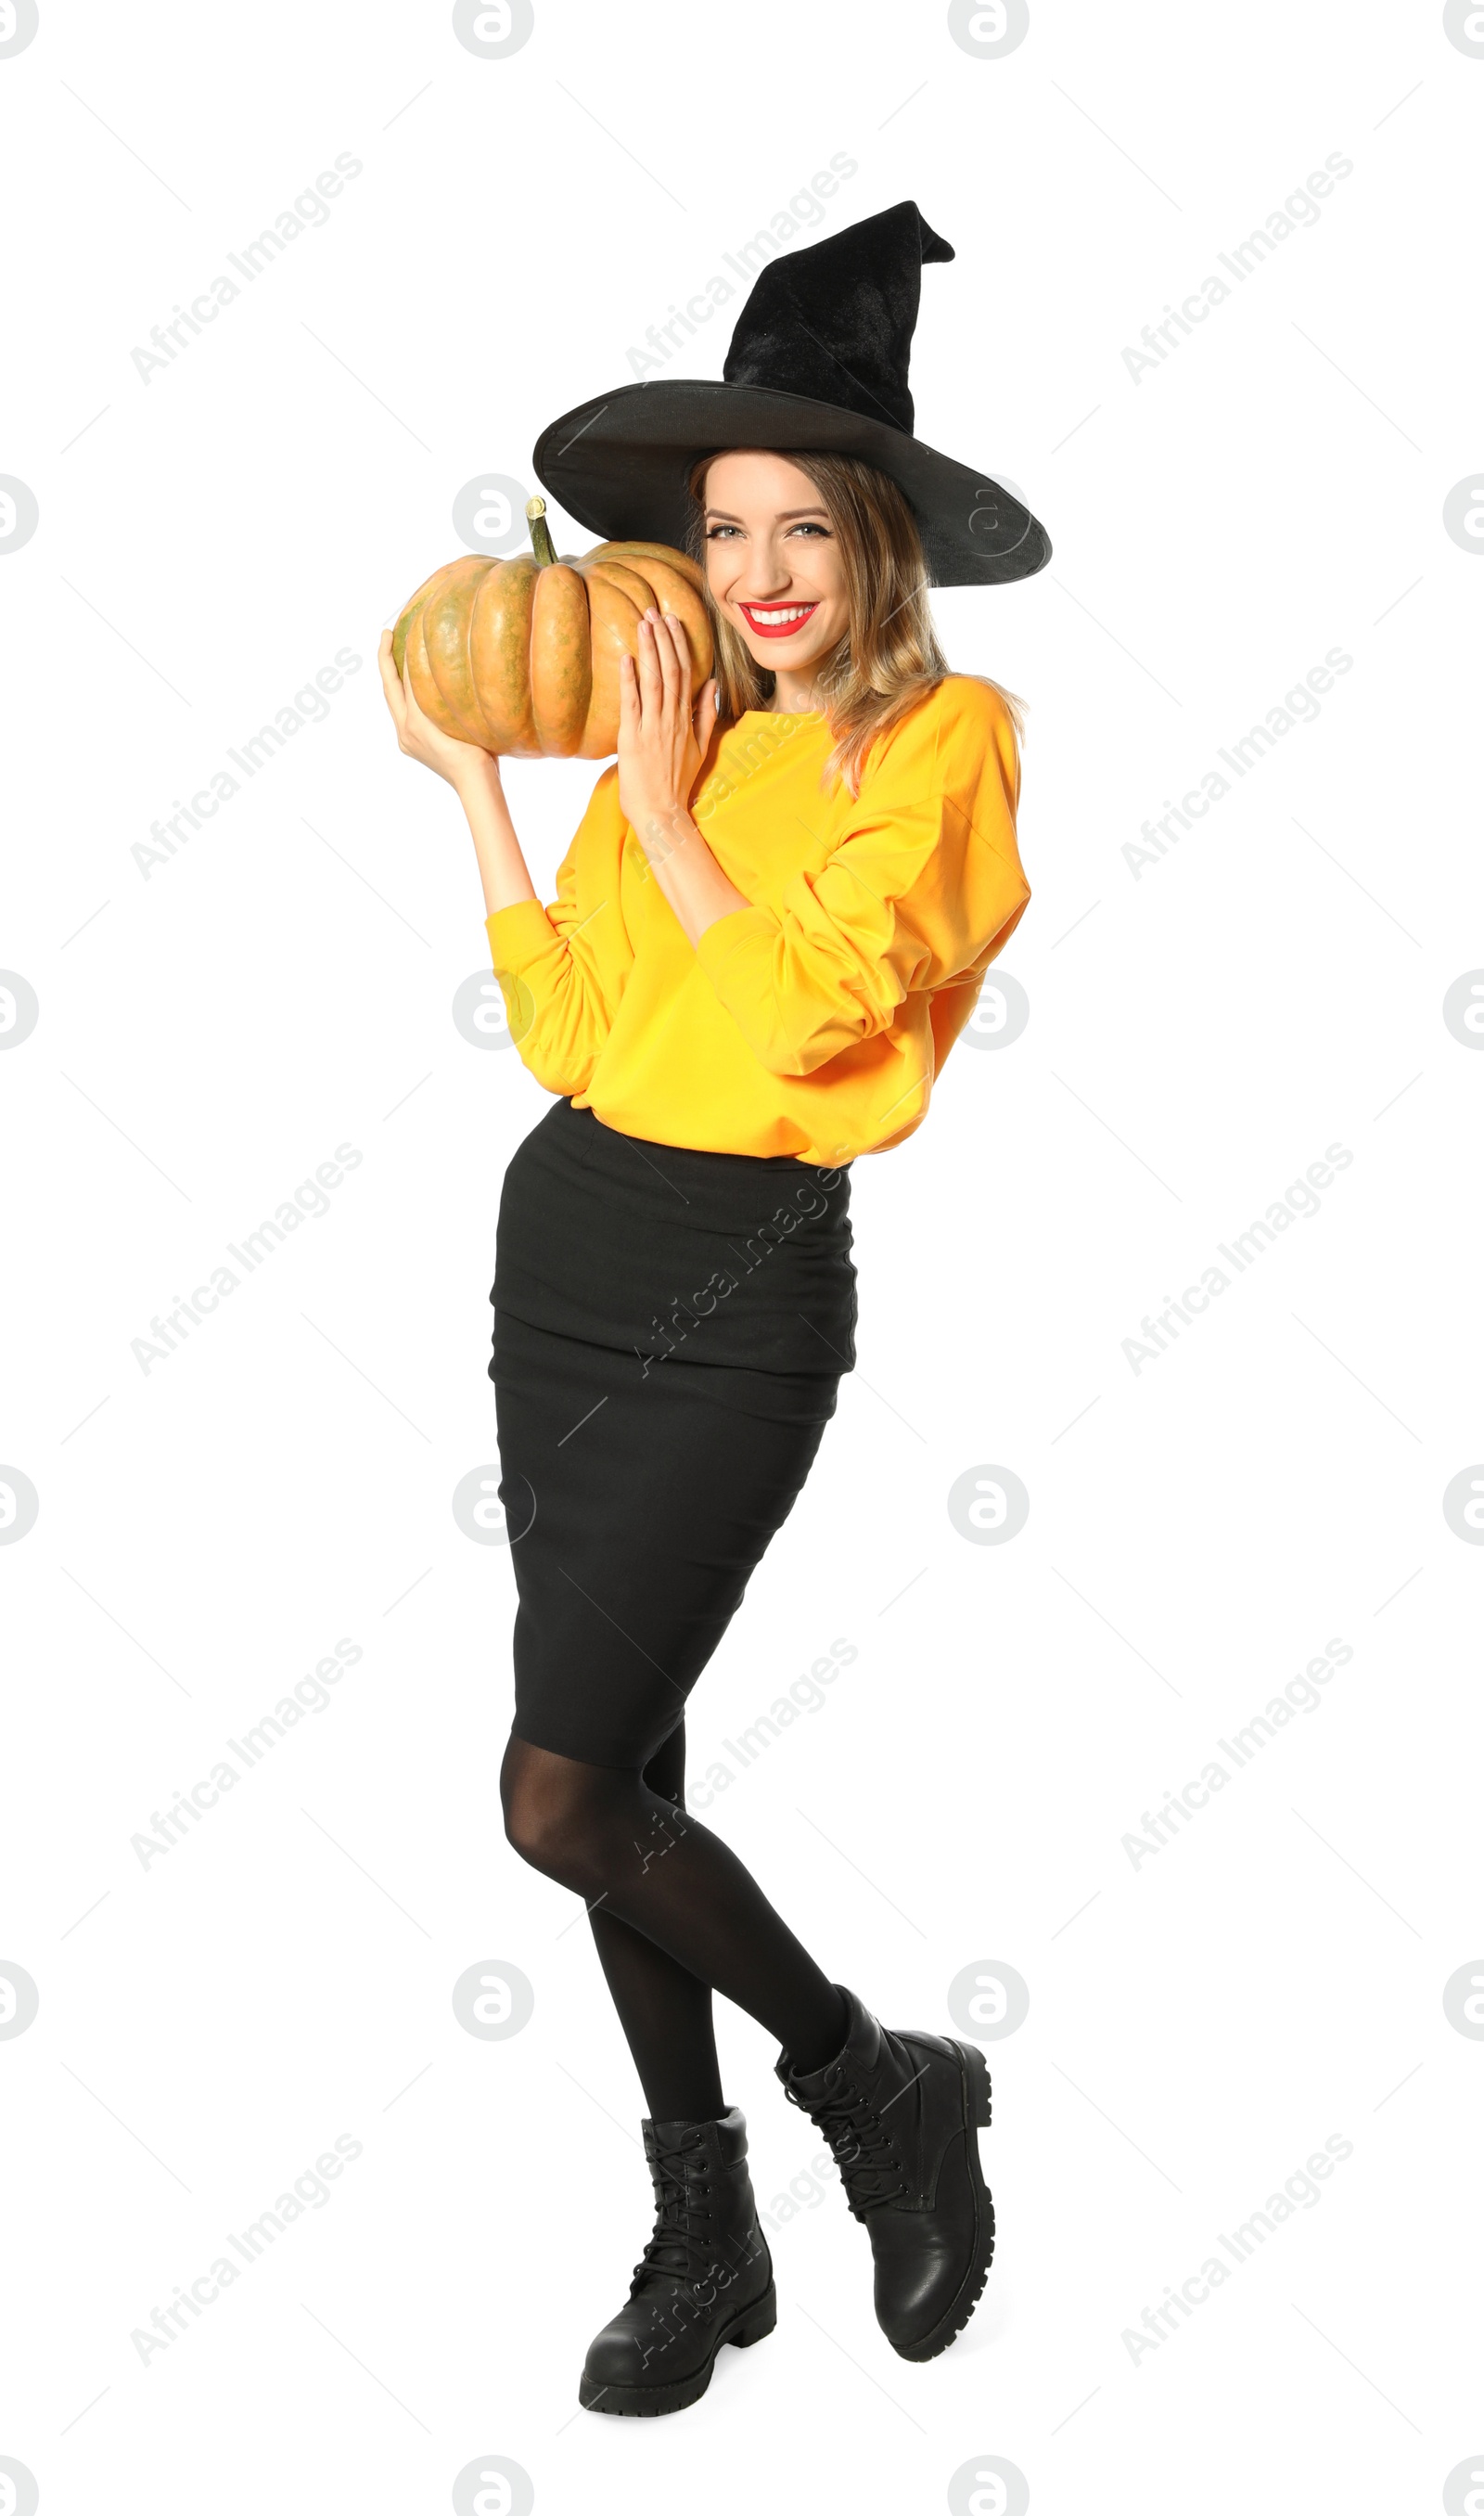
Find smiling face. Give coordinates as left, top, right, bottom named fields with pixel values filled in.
left=700, top=449, right=850, bottom=691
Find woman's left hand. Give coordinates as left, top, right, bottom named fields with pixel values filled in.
left=617, top=609, right=720, bottom=843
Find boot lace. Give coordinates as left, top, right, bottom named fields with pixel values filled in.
left=631, top=2136, right=718, bottom=2292
left=783, top=2063, right=907, bottom=2212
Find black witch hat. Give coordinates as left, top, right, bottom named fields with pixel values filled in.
left=531, top=201, right=1050, bottom=588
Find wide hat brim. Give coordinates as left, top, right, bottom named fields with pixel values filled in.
left=531, top=380, right=1051, bottom=589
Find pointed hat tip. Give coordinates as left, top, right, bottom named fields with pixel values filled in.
left=892, top=199, right=955, bottom=264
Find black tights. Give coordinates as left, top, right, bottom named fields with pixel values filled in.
left=501, top=1727, right=849, bottom=2124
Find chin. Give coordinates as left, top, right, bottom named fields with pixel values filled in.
left=738, top=634, right=838, bottom=674
left=745, top=645, right=815, bottom=671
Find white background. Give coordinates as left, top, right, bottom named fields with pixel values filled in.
left=3, top=3, right=1482, bottom=2510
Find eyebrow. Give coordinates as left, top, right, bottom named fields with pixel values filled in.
left=703, top=506, right=832, bottom=523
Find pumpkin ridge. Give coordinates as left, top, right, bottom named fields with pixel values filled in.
left=422, top=558, right=490, bottom=743
left=588, top=560, right=654, bottom=613
left=459, top=561, right=488, bottom=750
left=392, top=559, right=465, bottom=678
left=530, top=561, right=591, bottom=756
left=470, top=556, right=539, bottom=754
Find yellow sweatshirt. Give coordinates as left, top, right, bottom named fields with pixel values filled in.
left=484, top=673, right=1030, bottom=1167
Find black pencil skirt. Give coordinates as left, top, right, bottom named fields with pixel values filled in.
left=488, top=1097, right=857, bottom=1769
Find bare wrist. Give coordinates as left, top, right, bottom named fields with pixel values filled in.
left=453, top=751, right=503, bottom=803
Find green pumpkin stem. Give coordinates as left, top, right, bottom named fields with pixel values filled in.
left=525, top=495, right=558, bottom=569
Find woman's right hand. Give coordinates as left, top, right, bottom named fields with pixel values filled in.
left=378, top=629, right=500, bottom=794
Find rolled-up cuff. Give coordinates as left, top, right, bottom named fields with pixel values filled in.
left=485, top=899, right=559, bottom=975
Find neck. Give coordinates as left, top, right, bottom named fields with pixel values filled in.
left=765, top=642, right=843, bottom=714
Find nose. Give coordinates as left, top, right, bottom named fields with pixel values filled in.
left=724, top=542, right=803, bottom=602
left=735, top=571, right=794, bottom=603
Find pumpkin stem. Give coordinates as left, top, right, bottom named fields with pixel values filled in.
left=526, top=495, right=558, bottom=569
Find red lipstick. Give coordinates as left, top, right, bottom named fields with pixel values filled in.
left=736, top=601, right=821, bottom=640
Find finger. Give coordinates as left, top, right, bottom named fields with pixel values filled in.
left=377, top=630, right=407, bottom=726
left=618, top=649, right=637, bottom=734
left=635, top=613, right=661, bottom=712
left=399, top=646, right=427, bottom=730
left=650, top=607, right=682, bottom=712
left=664, top=612, right=694, bottom=725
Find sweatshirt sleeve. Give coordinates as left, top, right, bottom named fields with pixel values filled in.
left=484, top=765, right=627, bottom=1096
left=693, top=679, right=1030, bottom=1080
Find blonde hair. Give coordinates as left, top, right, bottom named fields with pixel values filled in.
left=684, top=447, right=1025, bottom=797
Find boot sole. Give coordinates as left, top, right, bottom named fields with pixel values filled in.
left=890, top=2041, right=995, bottom=2364
left=578, top=2280, right=778, bottom=2416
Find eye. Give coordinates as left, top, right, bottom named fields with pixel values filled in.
left=789, top=522, right=830, bottom=537
left=705, top=523, right=741, bottom=539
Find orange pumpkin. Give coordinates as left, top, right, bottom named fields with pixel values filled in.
left=391, top=499, right=713, bottom=759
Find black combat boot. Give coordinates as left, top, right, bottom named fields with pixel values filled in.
left=775, top=1984, right=993, bottom=2361
left=579, top=2104, right=776, bottom=2415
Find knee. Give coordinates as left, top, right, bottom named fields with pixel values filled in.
left=501, top=1741, right=607, bottom=1891
left=503, top=1777, right=578, bottom=1882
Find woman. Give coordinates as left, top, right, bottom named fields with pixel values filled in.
left=379, top=202, right=1049, bottom=2417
